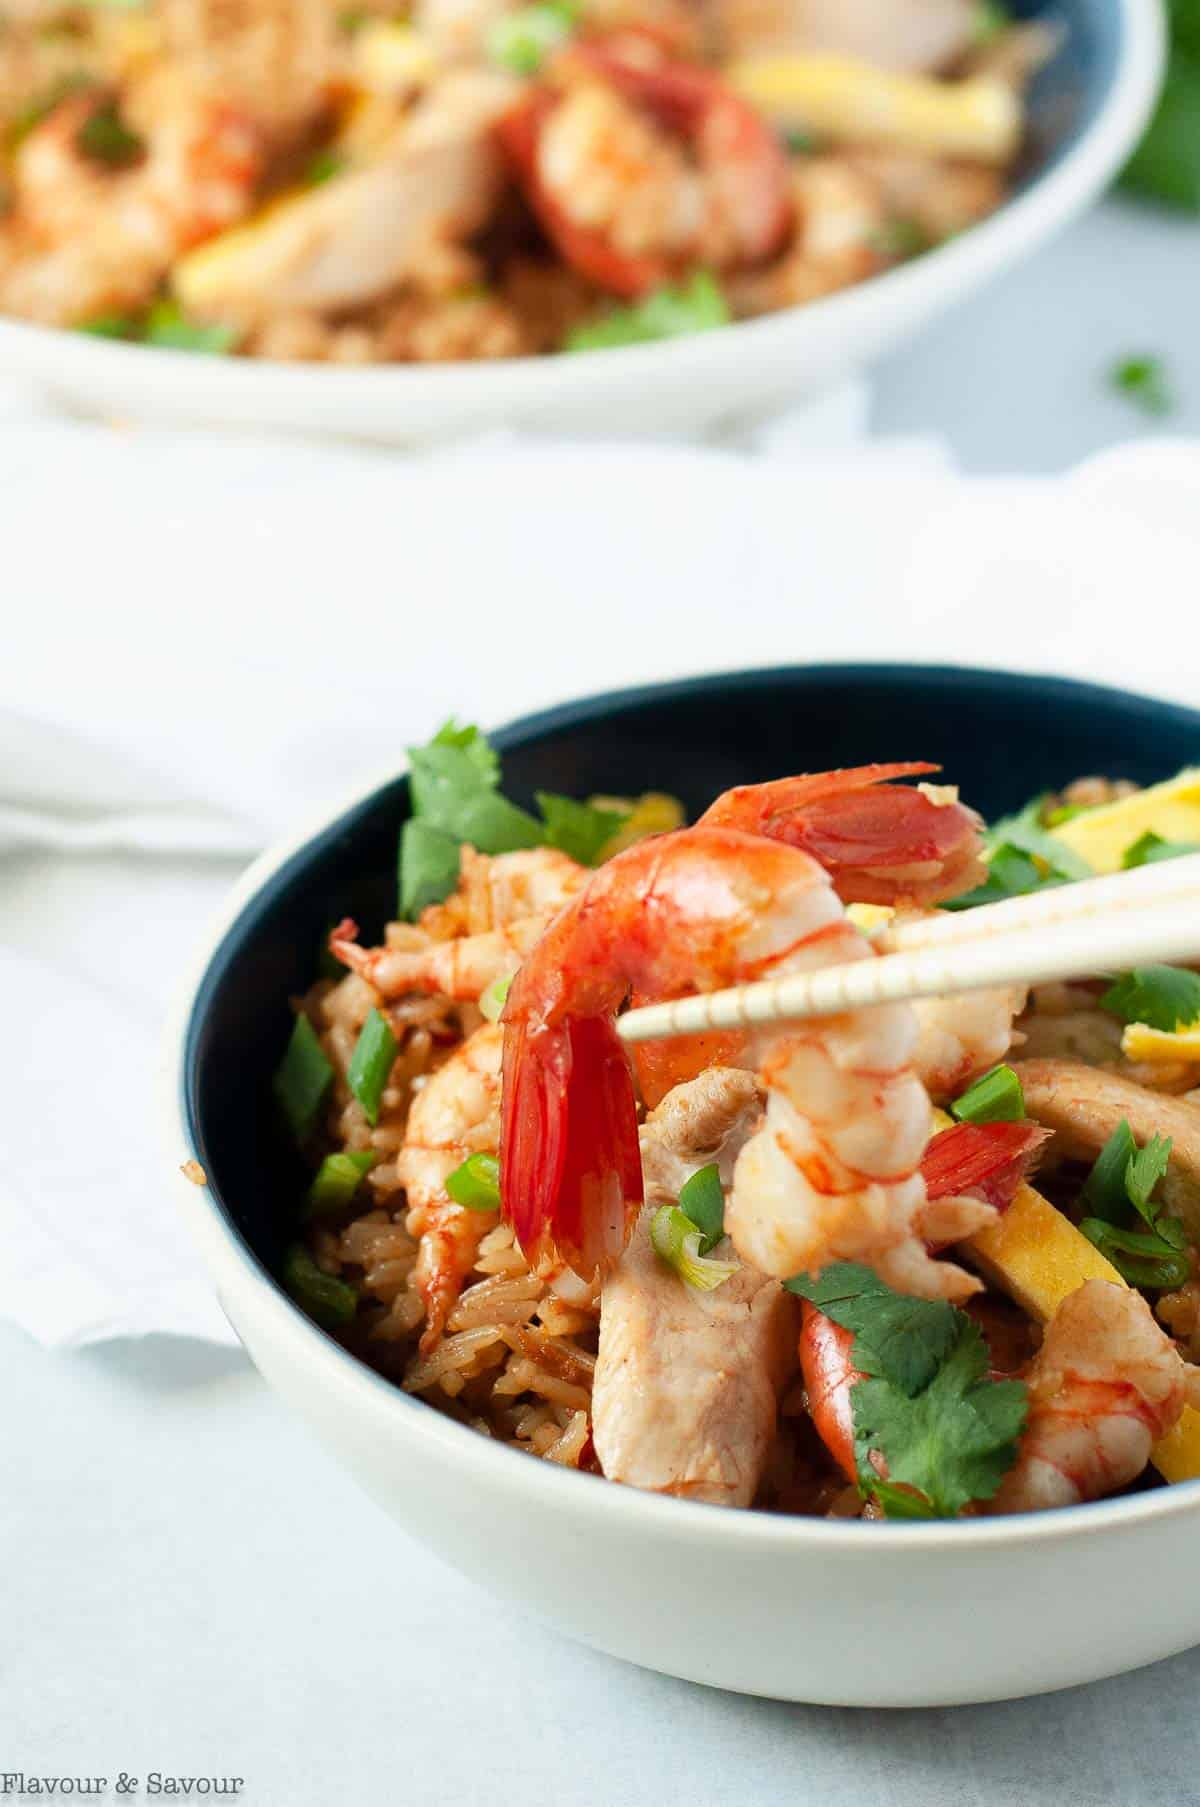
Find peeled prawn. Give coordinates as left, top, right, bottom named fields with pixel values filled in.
left=500, top=822, right=993, bottom=1300
left=396, top=1020, right=503, bottom=1350
left=991, top=1281, right=1193, bottom=1514
left=333, top=845, right=587, bottom=1003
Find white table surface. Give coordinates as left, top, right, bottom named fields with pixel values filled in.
left=7, top=192, right=1200, bottom=1804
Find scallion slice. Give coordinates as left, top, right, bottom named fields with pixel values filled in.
left=445, top=1151, right=502, bottom=1212
left=282, top=1243, right=359, bottom=1328
left=273, top=1014, right=335, bottom=1143
left=677, top=1163, right=725, bottom=1254
left=347, top=1007, right=398, bottom=1126
left=479, top=973, right=512, bottom=1022
left=305, top=1150, right=376, bottom=1219
left=1122, top=831, right=1200, bottom=868
left=950, top=1064, right=1024, bottom=1125
left=650, top=1205, right=738, bottom=1291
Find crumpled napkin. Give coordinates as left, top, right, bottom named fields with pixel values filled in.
left=1, top=421, right=1197, bottom=1349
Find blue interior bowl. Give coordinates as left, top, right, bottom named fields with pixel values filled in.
left=183, top=663, right=1200, bottom=1301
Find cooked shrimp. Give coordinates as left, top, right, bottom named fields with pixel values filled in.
left=0, top=75, right=263, bottom=325
left=909, top=981, right=1028, bottom=1102
left=497, top=37, right=791, bottom=297
left=593, top=1068, right=797, bottom=1505
left=990, top=1281, right=1193, bottom=1514
left=332, top=845, right=587, bottom=1003
left=500, top=823, right=993, bottom=1299
left=395, top=1021, right=503, bottom=1350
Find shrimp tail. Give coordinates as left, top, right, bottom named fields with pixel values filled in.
left=798, top=1300, right=860, bottom=1482
left=501, top=1014, right=643, bottom=1279
left=922, top=1121, right=1051, bottom=1211
left=700, top=764, right=986, bottom=906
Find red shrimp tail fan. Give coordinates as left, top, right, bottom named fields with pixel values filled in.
left=921, top=1121, right=1052, bottom=1213
left=700, top=764, right=986, bottom=907
left=500, top=1015, right=643, bottom=1280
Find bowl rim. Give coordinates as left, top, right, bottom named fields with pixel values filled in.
left=10, top=0, right=1165, bottom=409
left=166, top=658, right=1200, bottom=1553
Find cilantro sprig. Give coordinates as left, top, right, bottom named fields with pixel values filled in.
left=399, top=719, right=642, bottom=917
left=943, top=792, right=1092, bottom=911
left=786, top=1264, right=1027, bottom=1518
left=564, top=272, right=729, bottom=354
left=1078, top=1121, right=1189, bottom=1289
left=1101, top=965, right=1200, bottom=1033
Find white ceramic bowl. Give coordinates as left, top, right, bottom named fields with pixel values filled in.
left=14, top=0, right=1164, bottom=444
left=167, top=664, right=1200, bottom=1707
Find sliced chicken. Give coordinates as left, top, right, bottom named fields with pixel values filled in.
left=173, top=68, right=517, bottom=319
left=592, top=1069, right=799, bottom=1507
left=712, top=0, right=979, bottom=73
left=1015, top=1059, right=1200, bottom=1239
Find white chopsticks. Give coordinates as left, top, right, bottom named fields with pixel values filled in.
left=616, top=856, right=1200, bottom=1046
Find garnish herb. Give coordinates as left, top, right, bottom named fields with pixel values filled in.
left=1077, top=1120, right=1188, bottom=1288
left=446, top=1151, right=502, bottom=1212
left=971, top=0, right=1011, bottom=45
left=871, top=218, right=932, bottom=262
left=1122, top=42, right=1200, bottom=211
left=304, top=147, right=346, bottom=186
left=564, top=272, right=730, bottom=353
left=650, top=1204, right=738, bottom=1291
left=782, top=126, right=818, bottom=155
left=283, top=1243, right=358, bottom=1328
left=78, top=312, right=136, bottom=339
left=76, top=100, right=144, bottom=167
left=786, top=1263, right=1028, bottom=1518
left=1122, top=830, right=1200, bottom=868
left=943, top=793, right=1091, bottom=910
left=950, top=1063, right=1025, bottom=1126
left=1101, top=965, right=1200, bottom=1033
left=305, top=1149, right=376, bottom=1219
left=536, top=791, right=628, bottom=866
left=1109, top=355, right=1173, bottom=416
left=487, top=0, right=578, bottom=74
left=399, top=818, right=464, bottom=919
left=274, top=1013, right=335, bottom=1142
left=677, top=1163, right=725, bottom=1254
left=346, top=1007, right=398, bottom=1126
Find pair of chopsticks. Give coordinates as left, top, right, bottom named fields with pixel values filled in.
left=617, top=852, right=1200, bottom=1045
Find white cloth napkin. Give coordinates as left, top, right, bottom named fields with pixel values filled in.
left=2, top=422, right=1198, bottom=1349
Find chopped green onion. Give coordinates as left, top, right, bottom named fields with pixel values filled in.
left=304, top=147, right=346, bottom=186
left=478, top=973, right=511, bottom=1023
left=1079, top=1219, right=1191, bottom=1291
left=564, top=271, right=730, bottom=354
left=1109, top=354, right=1173, bottom=416
left=283, top=1243, right=359, bottom=1328
left=273, top=1013, right=335, bottom=1143
left=650, top=1204, right=738, bottom=1291
left=487, top=0, right=577, bottom=74
left=76, top=100, right=144, bottom=167
left=871, top=217, right=933, bottom=262
left=1101, top=965, right=1200, bottom=1032
left=78, top=312, right=136, bottom=339
left=446, top=1151, right=502, bottom=1212
left=347, top=1007, right=398, bottom=1126
left=677, top=1163, right=725, bottom=1254
left=143, top=298, right=238, bottom=354
left=865, top=1478, right=938, bottom=1520
left=1123, top=830, right=1200, bottom=867
left=1079, top=1119, right=1138, bottom=1223
left=971, top=0, right=1010, bottom=45
left=950, top=1064, right=1024, bottom=1126
left=305, top=1150, right=376, bottom=1219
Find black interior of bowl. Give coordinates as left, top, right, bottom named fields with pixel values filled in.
left=185, top=664, right=1200, bottom=1290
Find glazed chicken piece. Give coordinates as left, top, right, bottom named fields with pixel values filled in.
left=592, top=1069, right=799, bottom=1506
left=990, top=1280, right=1193, bottom=1513
left=710, top=0, right=979, bottom=72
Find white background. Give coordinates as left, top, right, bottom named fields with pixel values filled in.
left=6, top=191, right=1200, bottom=1805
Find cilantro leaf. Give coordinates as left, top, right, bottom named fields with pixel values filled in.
left=564, top=272, right=729, bottom=354
left=1079, top=1119, right=1138, bottom=1223
left=984, top=794, right=1094, bottom=880
left=942, top=844, right=1053, bottom=911
left=398, top=818, right=463, bottom=919
left=430, top=717, right=500, bottom=787
left=786, top=1264, right=959, bottom=1397
left=1080, top=1218, right=1191, bottom=1290
left=408, top=741, right=542, bottom=854
left=853, top=1321, right=1028, bottom=1517
left=536, top=791, right=628, bottom=865
left=1126, top=1133, right=1174, bottom=1227
left=143, top=299, right=237, bottom=355
left=1101, top=965, right=1200, bottom=1031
